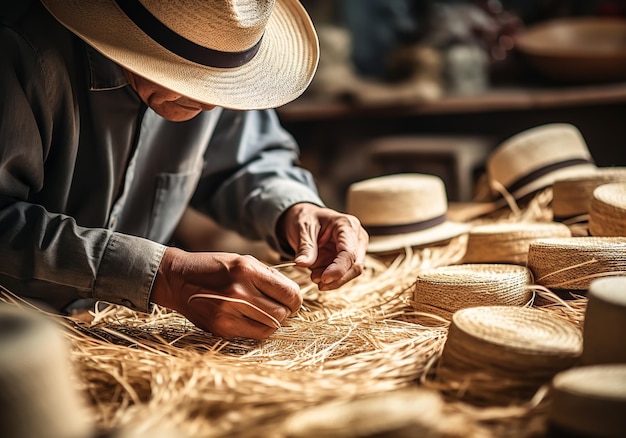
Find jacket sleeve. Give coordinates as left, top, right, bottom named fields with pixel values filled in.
left=0, top=22, right=164, bottom=313
left=190, top=109, right=325, bottom=254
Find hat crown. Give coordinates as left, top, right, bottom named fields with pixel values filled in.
left=137, top=0, right=274, bottom=53
left=347, top=174, right=447, bottom=226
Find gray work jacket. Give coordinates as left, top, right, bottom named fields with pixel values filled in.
left=0, top=2, right=323, bottom=312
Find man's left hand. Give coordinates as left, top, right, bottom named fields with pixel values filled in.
left=277, top=203, right=368, bottom=290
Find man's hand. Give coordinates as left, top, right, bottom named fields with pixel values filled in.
left=151, top=248, right=302, bottom=340
left=277, top=203, right=369, bottom=290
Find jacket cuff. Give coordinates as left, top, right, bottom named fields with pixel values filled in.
left=94, top=232, right=166, bottom=313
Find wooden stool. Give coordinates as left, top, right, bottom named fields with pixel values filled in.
left=366, top=135, right=494, bottom=202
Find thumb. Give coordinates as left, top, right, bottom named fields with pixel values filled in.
left=294, top=221, right=320, bottom=266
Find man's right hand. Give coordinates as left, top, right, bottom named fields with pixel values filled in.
left=150, top=247, right=302, bottom=340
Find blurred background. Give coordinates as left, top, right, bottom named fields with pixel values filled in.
left=276, top=0, right=626, bottom=209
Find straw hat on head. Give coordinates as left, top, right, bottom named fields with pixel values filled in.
left=484, top=123, right=597, bottom=203
left=40, top=0, right=319, bottom=110
left=346, top=173, right=470, bottom=253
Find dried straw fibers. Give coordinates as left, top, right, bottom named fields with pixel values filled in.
left=588, top=182, right=626, bottom=237
left=412, top=264, right=533, bottom=320
left=462, top=221, right=571, bottom=264
left=552, top=167, right=626, bottom=222
left=548, top=364, right=626, bottom=438
left=581, top=277, right=626, bottom=365
left=435, top=306, right=582, bottom=405
left=527, top=237, right=626, bottom=292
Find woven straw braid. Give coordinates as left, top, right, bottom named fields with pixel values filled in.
left=588, top=183, right=626, bottom=237
left=463, top=221, right=571, bottom=264
left=527, top=237, right=626, bottom=291
left=412, top=264, right=532, bottom=320
left=437, top=306, right=581, bottom=405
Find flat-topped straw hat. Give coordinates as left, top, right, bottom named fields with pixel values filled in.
left=40, top=0, right=319, bottom=110
left=462, top=221, right=571, bottom=264
left=552, top=167, right=626, bottom=223
left=479, top=123, right=597, bottom=203
left=549, top=364, right=626, bottom=438
left=581, top=277, right=626, bottom=365
left=589, top=182, right=626, bottom=237
left=437, top=305, right=582, bottom=405
left=527, top=237, right=626, bottom=292
left=412, top=264, right=532, bottom=320
left=346, top=173, right=470, bottom=253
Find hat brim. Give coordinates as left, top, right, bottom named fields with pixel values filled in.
left=367, top=220, right=470, bottom=253
left=41, top=0, right=319, bottom=110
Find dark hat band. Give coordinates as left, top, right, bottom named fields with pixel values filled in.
left=115, top=0, right=263, bottom=68
left=503, top=158, right=595, bottom=195
left=364, top=214, right=446, bottom=237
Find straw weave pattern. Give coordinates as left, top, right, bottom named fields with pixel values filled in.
left=435, top=306, right=582, bottom=405
left=588, top=183, right=626, bottom=237
left=527, top=237, right=626, bottom=291
left=412, top=264, right=532, bottom=320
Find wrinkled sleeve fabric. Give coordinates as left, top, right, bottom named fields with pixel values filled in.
left=0, top=23, right=164, bottom=313
left=191, top=109, right=325, bottom=255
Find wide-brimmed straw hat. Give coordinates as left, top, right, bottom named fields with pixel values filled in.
left=478, top=123, right=597, bottom=203
left=40, top=0, right=319, bottom=110
left=346, top=174, right=470, bottom=253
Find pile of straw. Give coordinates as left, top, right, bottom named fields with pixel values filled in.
left=0, top=188, right=595, bottom=438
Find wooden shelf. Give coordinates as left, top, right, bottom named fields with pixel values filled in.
left=277, top=81, right=626, bottom=121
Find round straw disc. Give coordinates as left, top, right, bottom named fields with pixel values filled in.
left=463, top=221, right=571, bottom=264
left=437, top=306, right=581, bottom=404
left=413, top=264, right=532, bottom=319
left=549, top=364, right=626, bottom=438
left=527, top=237, right=626, bottom=291
left=449, top=305, right=581, bottom=356
left=589, top=183, right=626, bottom=237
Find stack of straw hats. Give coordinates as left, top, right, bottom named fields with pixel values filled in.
left=588, top=182, right=626, bottom=237
left=548, top=364, right=626, bottom=438
left=412, top=264, right=532, bottom=320
left=547, top=277, right=626, bottom=437
left=437, top=306, right=582, bottom=405
left=346, top=173, right=469, bottom=253
left=527, top=237, right=626, bottom=293
left=552, top=167, right=626, bottom=223
left=462, top=221, right=571, bottom=264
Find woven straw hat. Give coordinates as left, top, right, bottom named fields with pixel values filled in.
left=589, top=182, right=626, bottom=237
left=484, top=123, right=597, bottom=202
left=412, top=264, right=533, bottom=320
left=462, top=221, right=571, bottom=264
left=437, top=305, right=582, bottom=404
left=549, top=364, right=626, bottom=438
left=527, top=237, right=626, bottom=292
left=346, top=174, right=470, bottom=253
left=552, top=167, right=626, bottom=222
left=581, top=277, right=626, bottom=365
left=40, top=0, right=319, bottom=110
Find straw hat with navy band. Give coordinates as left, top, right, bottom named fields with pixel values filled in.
left=40, top=0, right=320, bottom=110
left=346, top=174, right=470, bottom=254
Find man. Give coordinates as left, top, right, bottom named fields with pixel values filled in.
left=0, top=0, right=368, bottom=340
